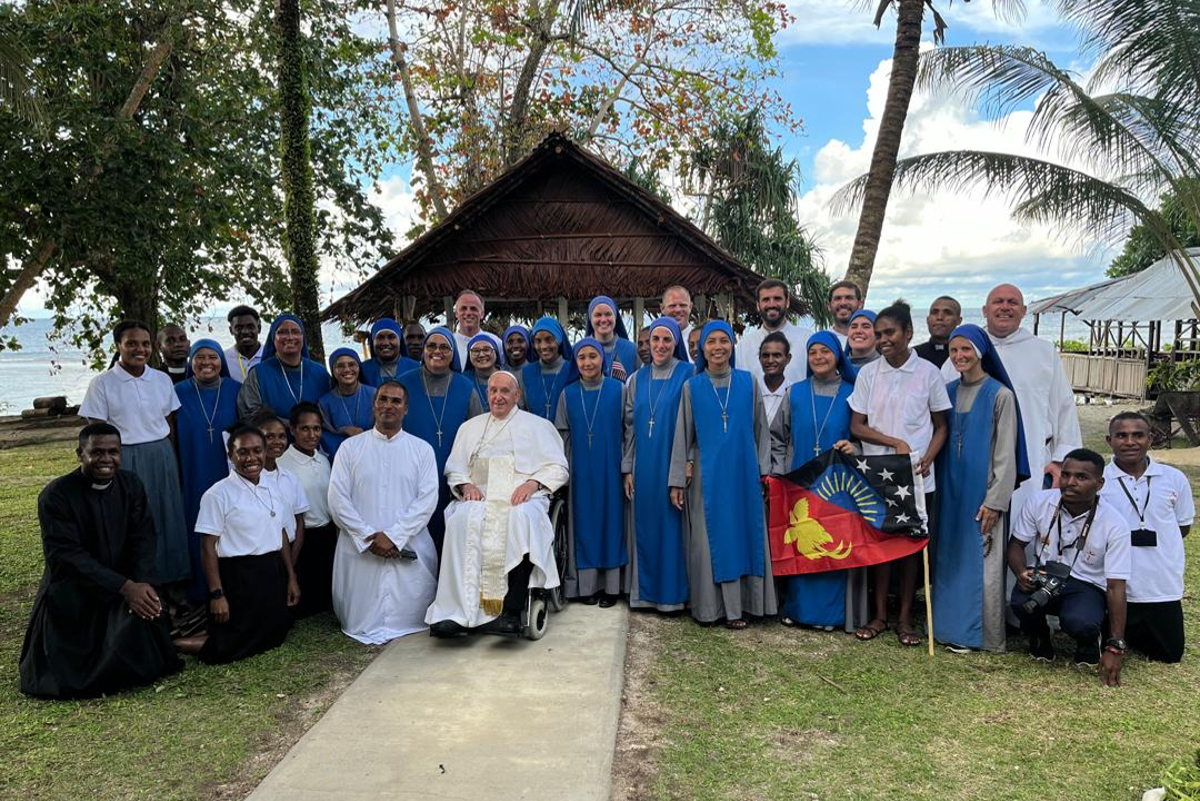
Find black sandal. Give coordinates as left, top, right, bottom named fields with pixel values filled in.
left=897, top=628, right=923, bottom=647
left=855, top=619, right=889, bottom=641
left=725, top=618, right=749, bottom=630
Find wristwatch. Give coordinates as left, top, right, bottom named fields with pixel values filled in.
left=1104, top=637, right=1126, bottom=655
left=209, top=587, right=225, bottom=600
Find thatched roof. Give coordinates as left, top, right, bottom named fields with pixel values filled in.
left=322, top=132, right=804, bottom=323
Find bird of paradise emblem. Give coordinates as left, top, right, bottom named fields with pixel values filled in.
left=785, top=498, right=852, bottom=560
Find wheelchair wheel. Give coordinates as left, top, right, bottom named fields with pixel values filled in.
left=524, top=595, right=548, bottom=640
left=547, top=497, right=569, bottom=613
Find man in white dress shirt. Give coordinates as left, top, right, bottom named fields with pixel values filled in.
left=427, top=371, right=569, bottom=637
left=451, top=290, right=502, bottom=367
left=941, top=284, right=1082, bottom=513
left=224, top=305, right=264, bottom=383
left=757, top=332, right=792, bottom=425
left=326, top=381, right=440, bottom=644
left=661, top=286, right=694, bottom=360
left=735, top=279, right=812, bottom=385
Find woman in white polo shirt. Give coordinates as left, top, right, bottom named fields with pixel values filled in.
left=80, top=320, right=190, bottom=589
left=175, top=426, right=300, bottom=663
left=849, top=300, right=952, bottom=647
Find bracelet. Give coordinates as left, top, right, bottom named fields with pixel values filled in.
left=1104, top=645, right=1125, bottom=656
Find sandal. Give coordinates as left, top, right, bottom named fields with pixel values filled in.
left=780, top=616, right=797, bottom=627
left=725, top=618, right=749, bottom=630
left=897, top=628, right=923, bottom=647
left=855, top=619, right=889, bottom=641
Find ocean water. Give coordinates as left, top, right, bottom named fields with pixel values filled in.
left=0, top=317, right=358, bottom=414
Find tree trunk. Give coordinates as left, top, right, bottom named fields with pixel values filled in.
left=505, top=0, right=562, bottom=165
left=275, top=0, right=324, bottom=361
left=843, top=0, right=925, bottom=297
left=386, top=0, right=448, bottom=220
left=0, top=25, right=175, bottom=329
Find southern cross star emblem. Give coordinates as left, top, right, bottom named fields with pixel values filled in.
left=878, top=467, right=895, bottom=482
left=896, top=513, right=911, bottom=524
left=856, top=459, right=870, bottom=472
left=893, top=484, right=912, bottom=500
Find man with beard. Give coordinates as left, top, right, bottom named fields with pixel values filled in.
left=156, top=324, right=191, bottom=384
left=224, top=306, right=264, bottom=383
left=735, top=279, right=811, bottom=384
left=825, top=281, right=863, bottom=348
left=915, top=296, right=962, bottom=368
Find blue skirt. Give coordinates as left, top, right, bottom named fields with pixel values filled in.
left=122, top=438, right=190, bottom=585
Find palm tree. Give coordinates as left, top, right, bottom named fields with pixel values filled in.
left=843, top=0, right=1026, bottom=296
left=834, top=0, right=1200, bottom=313
left=0, top=27, right=46, bottom=126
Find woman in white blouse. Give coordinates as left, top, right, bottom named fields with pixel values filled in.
left=174, top=426, right=300, bottom=663
left=80, top=321, right=190, bottom=589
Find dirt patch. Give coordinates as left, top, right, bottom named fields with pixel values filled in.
left=203, top=656, right=380, bottom=800
left=611, top=613, right=672, bottom=801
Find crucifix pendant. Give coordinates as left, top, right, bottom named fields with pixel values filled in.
left=721, top=413, right=728, bottom=433
left=207, top=425, right=214, bottom=444
left=544, top=402, right=551, bottom=417
left=814, top=445, right=821, bottom=456
left=588, top=432, right=594, bottom=449
left=436, top=429, right=443, bottom=446
left=648, top=417, right=655, bottom=438
left=270, top=511, right=276, bottom=518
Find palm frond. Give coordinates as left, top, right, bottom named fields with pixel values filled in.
left=0, top=31, right=46, bottom=127
left=831, top=149, right=1156, bottom=246
left=1057, top=0, right=1200, bottom=109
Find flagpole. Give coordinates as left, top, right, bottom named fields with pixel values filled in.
left=923, top=544, right=934, bottom=658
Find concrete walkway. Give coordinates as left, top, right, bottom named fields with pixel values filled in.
left=248, top=603, right=629, bottom=801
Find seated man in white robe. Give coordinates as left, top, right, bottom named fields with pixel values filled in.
left=427, top=371, right=569, bottom=637
left=327, top=381, right=440, bottom=644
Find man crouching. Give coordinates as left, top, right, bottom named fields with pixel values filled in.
left=427, top=371, right=568, bottom=637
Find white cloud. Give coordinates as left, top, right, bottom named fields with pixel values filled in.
left=796, top=50, right=1117, bottom=313
left=781, top=0, right=1069, bottom=47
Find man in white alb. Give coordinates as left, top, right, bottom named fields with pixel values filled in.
left=326, top=381, right=440, bottom=644
left=941, top=283, right=1082, bottom=516
left=735, top=279, right=812, bottom=385
left=427, top=372, right=569, bottom=637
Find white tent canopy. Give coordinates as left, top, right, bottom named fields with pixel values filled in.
left=1030, top=248, right=1200, bottom=322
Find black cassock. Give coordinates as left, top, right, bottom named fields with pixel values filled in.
left=19, top=469, right=182, bottom=699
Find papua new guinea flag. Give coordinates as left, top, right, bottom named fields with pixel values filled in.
left=766, top=449, right=927, bottom=576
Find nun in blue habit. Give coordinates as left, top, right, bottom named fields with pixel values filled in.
left=554, top=338, right=628, bottom=603
left=622, top=317, right=693, bottom=611
left=318, top=347, right=376, bottom=459
left=235, top=314, right=331, bottom=423
left=502, top=324, right=532, bottom=371
left=933, top=323, right=1028, bottom=653
left=175, top=339, right=240, bottom=602
left=398, top=327, right=482, bottom=554
left=519, top=316, right=573, bottom=421
left=768, top=331, right=868, bottom=632
left=585, top=295, right=639, bottom=381
left=359, top=318, right=419, bottom=387
left=669, top=320, right=776, bottom=627
left=463, top=333, right=505, bottom=413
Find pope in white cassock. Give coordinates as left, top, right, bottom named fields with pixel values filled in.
left=941, top=283, right=1082, bottom=518
left=427, top=371, right=569, bottom=637
left=327, top=381, right=440, bottom=644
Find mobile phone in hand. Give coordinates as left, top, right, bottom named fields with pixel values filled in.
left=399, top=547, right=418, bottom=561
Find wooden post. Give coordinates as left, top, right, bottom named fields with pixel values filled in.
left=443, top=296, right=454, bottom=327
left=402, top=295, right=417, bottom=322
left=557, top=297, right=568, bottom=325
left=1058, top=313, right=1066, bottom=351
left=694, top=294, right=708, bottom=322
left=923, top=545, right=934, bottom=659
left=1033, top=312, right=1040, bottom=336
left=633, top=297, right=645, bottom=333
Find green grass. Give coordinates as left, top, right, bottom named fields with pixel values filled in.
left=640, top=464, right=1200, bottom=801
left=0, top=444, right=379, bottom=801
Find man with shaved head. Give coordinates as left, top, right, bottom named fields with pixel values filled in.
left=427, top=371, right=569, bottom=637
left=451, top=289, right=501, bottom=367
left=942, top=283, right=1082, bottom=517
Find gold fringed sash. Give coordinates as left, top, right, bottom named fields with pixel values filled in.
left=477, top=455, right=516, bottom=617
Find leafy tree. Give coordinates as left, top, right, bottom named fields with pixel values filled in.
left=381, top=0, right=798, bottom=222
left=0, top=0, right=396, bottom=362
left=1107, top=184, right=1200, bottom=277
left=684, top=111, right=829, bottom=326
left=842, top=0, right=1025, bottom=297
left=835, top=0, right=1200, bottom=316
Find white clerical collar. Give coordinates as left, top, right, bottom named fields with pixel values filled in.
left=90, top=481, right=112, bottom=490
left=167, top=366, right=186, bottom=375
left=489, top=408, right=519, bottom=423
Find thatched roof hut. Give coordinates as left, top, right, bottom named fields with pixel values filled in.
left=322, top=133, right=804, bottom=329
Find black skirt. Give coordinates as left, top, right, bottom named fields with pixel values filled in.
left=294, top=522, right=338, bottom=618
left=199, top=552, right=292, bottom=664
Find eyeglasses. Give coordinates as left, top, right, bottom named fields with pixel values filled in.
left=469, top=348, right=495, bottom=356
left=424, top=343, right=453, bottom=353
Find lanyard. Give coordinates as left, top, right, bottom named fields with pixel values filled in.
left=1036, top=498, right=1097, bottom=568
left=1115, top=475, right=1152, bottom=524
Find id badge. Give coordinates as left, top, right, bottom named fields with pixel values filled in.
left=1130, top=529, right=1158, bottom=547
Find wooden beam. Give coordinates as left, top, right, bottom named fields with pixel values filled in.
left=632, top=297, right=644, bottom=333
left=557, top=297, right=568, bottom=325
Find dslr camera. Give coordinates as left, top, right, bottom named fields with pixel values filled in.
left=1021, top=561, right=1073, bottom=614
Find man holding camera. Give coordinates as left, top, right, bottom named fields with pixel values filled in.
left=1101, top=412, right=1193, bottom=663
left=1007, top=449, right=1131, bottom=686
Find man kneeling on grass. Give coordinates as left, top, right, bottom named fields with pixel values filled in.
left=1008, top=448, right=1131, bottom=686
left=20, top=424, right=182, bottom=698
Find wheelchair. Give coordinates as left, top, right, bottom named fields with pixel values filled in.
left=517, top=487, right=570, bottom=640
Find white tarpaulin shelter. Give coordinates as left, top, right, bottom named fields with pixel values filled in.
left=1029, top=248, right=1200, bottom=322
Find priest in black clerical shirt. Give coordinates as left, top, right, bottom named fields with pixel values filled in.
left=19, top=424, right=182, bottom=699
left=157, top=323, right=192, bottom=384
left=914, top=295, right=962, bottom=368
